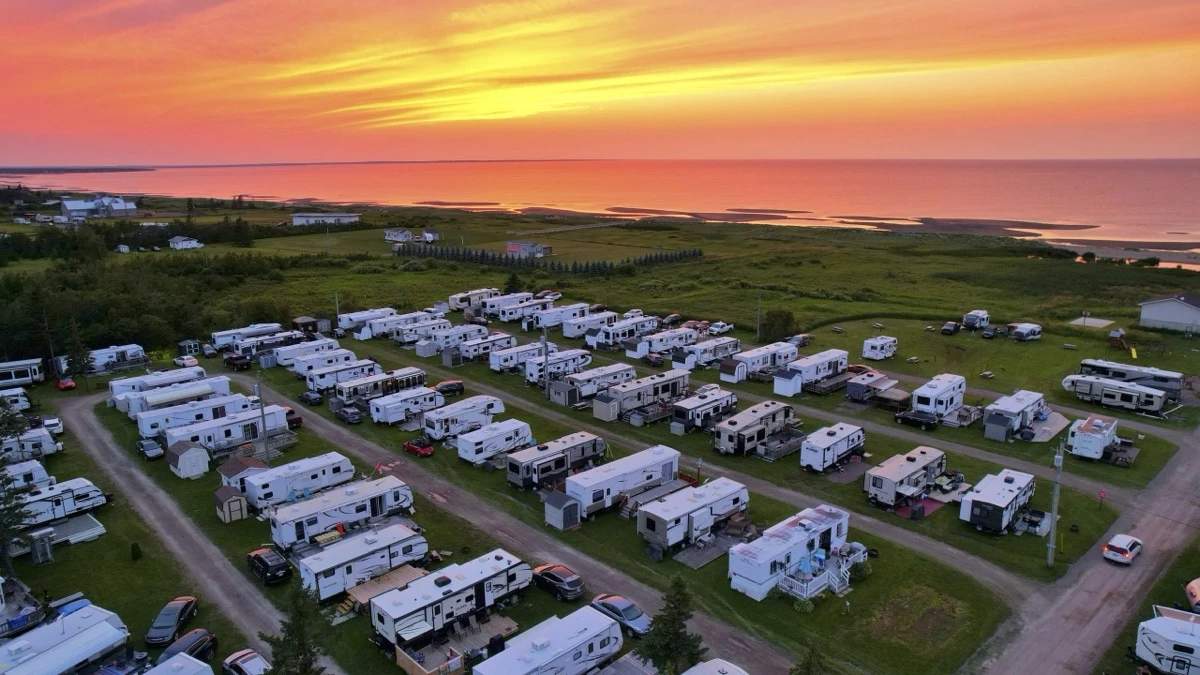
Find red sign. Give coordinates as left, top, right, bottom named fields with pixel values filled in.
left=1098, top=490, right=1107, bottom=499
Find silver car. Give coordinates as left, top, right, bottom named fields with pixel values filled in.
left=591, top=594, right=651, bottom=637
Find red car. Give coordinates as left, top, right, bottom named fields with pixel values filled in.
left=56, top=377, right=76, bottom=391
left=403, top=436, right=435, bottom=457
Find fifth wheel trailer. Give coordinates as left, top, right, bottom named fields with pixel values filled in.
left=772, top=349, right=849, bottom=397
left=713, top=400, right=798, bottom=457
left=273, top=338, right=340, bottom=367
left=864, top=446, right=947, bottom=507
left=564, top=445, right=680, bottom=515
left=338, top=307, right=396, bottom=331
left=624, top=327, right=698, bottom=359
left=472, top=607, right=622, bottom=675
left=333, top=367, right=426, bottom=406
left=108, top=366, right=207, bottom=404
left=959, top=469, right=1036, bottom=533
left=548, top=363, right=637, bottom=407
left=1061, top=374, right=1166, bottom=415
left=523, top=349, right=593, bottom=384
left=719, top=342, right=797, bottom=383
left=211, top=322, right=283, bottom=348
left=1078, top=358, right=1184, bottom=401
left=448, top=287, right=500, bottom=311
left=498, top=297, right=554, bottom=323
left=481, top=292, right=534, bottom=316
left=270, top=476, right=414, bottom=550
left=489, top=342, right=558, bottom=372
left=585, top=316, right=659, bottom=349
left=526, top=302, right=589, bottom=330
left=393, top=318, right=453, bottom=345
left=0, top=358, right=45, bottom=386
left=21, top=477, right=109, bottom=529
left=291, top=348, right=355, bottom=376
left=592, top=369, right=690, bottom=422
left=135, top=393, right=255, bottom=438
left=422, top=395, right=504, bottom=440
left=298, top=524, right=428, bottom=600
left=241, top=451, right=355, bottom=509
left=506, top=432, right=607, bottom=489
left=356, top=311, right=434, bottom=340
left=637, top=477, right=748, bottom=550
left=670, top=388, right=738, bottom=432
left=459, top=333, right=519, bottom=361
left=671, top=337, right=740, bottom=370
left=305, top=359, right=381, bottom=393
left=369, top=387, right=445, bottom=425
left=430, top=324, right=489, bottom=352
left=799, top=423, right=865, bottom=472
left=456, top=419, right=535, bottom=466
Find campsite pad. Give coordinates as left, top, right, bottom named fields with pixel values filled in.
left=894, top=497, right=947, bottom=520
left=825, top=459, right=871, bottom=485
left=9, top=514, right=107, bottom=556
left=673, top=534, right=739, bottom=570
left=1068, top=317, right=1114, bottom=328
left=1029, top=412, right=1071, bottom=442
left=928, top=483, right=972, bottom=504
left=599, top=654, right=659, bottom=675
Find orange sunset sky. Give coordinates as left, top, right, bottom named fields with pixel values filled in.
left=1, top=0, right=1198, bottom=165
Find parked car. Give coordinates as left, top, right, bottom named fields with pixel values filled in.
left=662, top=313, right=682, bottom=326
left=42, top=416, right=64, bottom=435
left=423, top=307, right=447, bottom=318
left=55, top=376, right=76, bottom=391
left=403, top=436, right=435, bottom=458
left=591, top=594, right=651, bottom=637
left=297, top=390, right=323, bottom=406
left=223, top=650, right=271, bottom=675
left=786, top=333, right=813, bottom=347
left=247, top=547, right=292, bottom=584
left=434, top=380, right=465, bottom=397
left=708, top=321, right=733, bottom=335
left=156, top=628, right=219, bottom=664
left=535, top=290, right=562, bottom=301
left=588, top=304, right=607, bottom=313
left=941, top=321, right=960, bottom=335
left=981, top=326, right=998, bottom=339
left=622, top=309, right=644, bottom=319
left=467, top=315, right=490, bottom=326
left=533, top=564, right=585, bottom=601
left=334, top=407, right=364, bottom=424
left=283, top=407, right=303, bottom=430
left=643, top=353, right=664, bottom=367
left=695, top=383, right=721, bottom=395
left=223, top=354, right=252, bottom=371
left=145, top=596, right=198, bottom=646
left=682, top=320, right=700, bottom=330
left=201, top=343, right=218, bottom=358
left=173, top=355, right=199, bottom=368
left=894, top=410, right=939, bottom=431
left=1102, top=534, right=1143, bottom=565
left=137, top=439, right=165, bottom=461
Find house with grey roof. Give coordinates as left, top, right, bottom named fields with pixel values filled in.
left=1139, top=292, right=1200, bottom=333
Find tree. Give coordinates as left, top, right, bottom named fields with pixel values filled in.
left=761, top=309, right=798, bottom=342
left=789, top=643, right=830, bottom=675
left=231, top=218, right=255, bottom=248
left=259, top=585, right=326, bottom=675
left=63, top=318, right=92, bottom=385
left=0, top=403, right=31, bottom=580
left=634, top=575, right=707, bottom=674
left=504, top=272, right=521, bottom=294
left=186, top=197, right=195, bottom=214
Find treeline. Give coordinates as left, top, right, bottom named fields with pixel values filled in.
left=392, top=244, right=703, bottom=273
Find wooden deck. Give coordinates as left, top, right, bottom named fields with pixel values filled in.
left=347, top=565, right=428, bottom=608
left=401, top=615, right=518, bottom=673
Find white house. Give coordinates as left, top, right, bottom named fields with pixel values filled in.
left=1139, top=292, right=1200, bottom=333
left=291, top=212, right=360, bottom=226
left=168, top=236, right=204, bottom=250
left=61, top=195, right=137, bottom=218
left=383, top=228, right=412, bottom=243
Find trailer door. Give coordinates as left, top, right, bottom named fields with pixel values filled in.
left=370, top=495, right=384, bottom=518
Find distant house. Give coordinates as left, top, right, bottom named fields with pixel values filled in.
left=140, top=221, right=170, bottom=228
left=291, top=212, right=360, bottom=226
left=421, top=229, right=440, bottom=243
left=168, top=236, right=204, bottom=250
left=506, top=241, right=552, bottom=259
left=61, top=195, right=137, bottom=218
left=114, top=244, right=130, bottom=254
left=1139, top=292, right=1200, bottom=333
left=384, top=228, right=412, bottom=243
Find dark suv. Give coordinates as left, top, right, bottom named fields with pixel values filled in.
left=533, top=564, right=585, bottom=601
left=247, top=547, right=292, bottom=585
left=434, top=380, right=465, bottom=397
left=941, top=321, right=960, bottom=335
left=157, top=629, right=219, bottom=664
left=223, top=353, right=252, bottom=371
left=894, top=410, right=939, bottom=431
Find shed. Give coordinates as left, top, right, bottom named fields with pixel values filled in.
left=421, top=228, right=440, bottom=242
left=177, top=339, right=201, bottom=356
left=213, top=486, right=248, bottom=523
left=983, top=412, right=1013, bottom=442
left=168, top=442, right=210, bottom=480
left=1138, top=292, right=1200, bottom=333
left=292, top=316, right=320, bottom=333
left=543, top=491, right=582, bottom=531
left=217, top=455, right=268, bottom=492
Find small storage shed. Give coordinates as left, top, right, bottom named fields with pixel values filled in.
left=217, top=456, right=268, bottom=492
left=544, top=491, right=582, bottom=531
left=214, top=486, right=249, bottom=523
left=177, top=339, right=201, bottom=356
left=292, top=315, right=320, bottom=333
left=168, top=441, right=210, bottom=480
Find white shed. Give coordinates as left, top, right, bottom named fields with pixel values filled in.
left=167, top=442, right=210, bottom=480
left=1139, top=292, right=1200, bottom=332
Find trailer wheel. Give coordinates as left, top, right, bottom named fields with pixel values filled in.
left=895, top=417, right=903, bottom=424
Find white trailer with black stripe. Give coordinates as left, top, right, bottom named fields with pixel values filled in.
left=164, top=405, right=290, bottom=452
left=21, top=478, right=109, bottom=529
left=242, top=451, right=355, bottom=509
left=456, top=419, right=535, bottom=466
left=959, top=469, right=1036, bottom=533
left=369, top=387, right=445, bottom=425
left=338, top=307, right=396, bottom=331
left=625, top=327, right=698, bottom=359
left=430, top=324, right=489, bottom=352
left=799, top=423, right=865, bottom=472
left=526, top=303, right=590, bottom=331
left=422, top=395, right=505, bottom=440
left=211, top=322, right=283, bottom=348
left=291, top=348, right=355, bottom=376
left=393, top=318, right=452, bottom=345
left=563, top=311, right=617, bottom=339
left=549, top=363, right=637, bottom=406
left=0, top=358, right=45, bottom=386
left=473, top=607, right=622, bottom=675
left=1078, top=358, right=1184, bottom=401
left=120, top=376, right=233, bottom=417
left=299, top=524, right=429, bottom=600
left=592, top=370, right=690, bottom=422
left=306, top=359, right=381, bottom=393
left=334, top=367, right=426, bottom=406
left=135, top=393, right=255, bottom=438
left=773, top=349, right=849, bottom=397
left=506, top=432, right=607, bottom=489
left=565, top=445, right=680, bottom=515
left=3, top=459, right=54, bottom=489
left=671, top=388, right=738, bottom=432
left=448, top=287, right=501, bottom=311
left=524, top=349, right=593, bottom=384
left=489, top=342, right=557, bottom=372
left=498, top=298, right=554, bottom=323
left=481, top=292, right=533, bottom=317
left=637, top=477, right=749, bottom=550
left=273, top=338, right=340, bottom=367
left=232, top=330, right=306, bottom=356
left=1061, top=374, right=1166, bottom=414
left=713, top=400, right=797, bottom=457
left=108, top=366, right=208, bottom=405
left=672, top=337, right=741, bottom=370
left=356, top=311, right=435, bottom=340
left=719, top=342, right=798, bottom=383
left=585, top=316, right=659, bottom=349
left=1, top=427, right=62, bottom=462
left=270, top=476, right=414, bottom=550
left=459, top=333, right=519, bottom=361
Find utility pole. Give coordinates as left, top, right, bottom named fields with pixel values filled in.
left=541, top=326, right=551, bottom=401
left=334, top=290, right=340, bottom=320
left=255, top=372, right=270, bottom=467
left=1046, top=440, right=1064, bottom=569
left=755, top=294, right=762, bottom=342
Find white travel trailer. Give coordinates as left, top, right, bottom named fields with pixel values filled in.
left=593, top=369, right=690, bottom=422
left=369, top=387, right=444, bottom=425
left=232, top=330, right=305, bottom=356
left=242, top=451, right=355, bottom=509
left=1078, top=358, right=1184, bottom=401
left=473, top=607, right=622, bottom=675
left=333, top=367, right=426, bottom=406
left=163, top=405, right=290, bottom=452
left=719, top=342, right=798, bottom=383
left=862, top=336, right=898, bottom=361
left=370, top=549, right=532, bottom=648
left=0, top=602, right=130, bottom=675
left=338, top=307, right=396, bottom=331
left=143, top=655, right=213, bottom=675
left=305, top=359, right=381, bottom=393
left=481, top=292, right=534, bottom=317
left=108, top=366, right=207, bottom=403
left=800, top=423, right=865, bottom=472
left=527, top=302, right=589, bottom=330
left=393, top=318, right=453, bottom=345
left=273, top=338, right=340, bottom=367
left=1066, top=414, right=1119, bottom=460
left=270, top=476, right=414, bottom=550
left=120, top=376, right=233, bottom=418
left=22, top=478, right=108, bottom=529
left=0, top=358, right=44, bottom=387
left=772, top=349, right=849, bottom=397
left=548, top=363, right=637, bottom=406
left=422, top=395, right=504, bottom=440
left=864, top=446, right=948, bottom=507
left=625, top=327, right=698, bottom=359
left=1062, top=374, right=1166, bottom=414
left=0, top=388, right=31, bottom=413
left=563, top=311, right=617, bottom=339
left=671, top=388, right=738, bottom=432
left=506, top=432, right=608, bottom=489
left=489, top=342, right=558, bottom=372
left=959, top=469, right=1036, bottom=532
left=430, top=324, right=489, bottom=352
left=291, top=348, right=356, bottom=376
left=672, top=337, right=741, bottom=370
left=448, top=287, right=501, bottom=311
left=585, top=316, right=660, bottom=349
left=3, top=459, right=54, bottom=489
left=682, top=661, right=751, bottom=675
left=135, top=393, right=254, bottom=438
left=1135, top=606, right=1200, bottom=675
left=211, top=322, right=283, bottom=348
left=459, top=333, right=518, bottom=361
left=299, top=524, right=429, bottom=600
left=983, top=390, right=1047, bottom=441
left=962, top=310, right=990, bottom=330
left=1, top=427, right=62, bottom=462
left=356, top=311, right=433, bottom=340
left=456, top=419, right=534, bottom=466
left=523, top=349, right=593, bottom=384
left=912, top=373, right=967, bottom=417
left=564, top=445, right=680, bottom=515
left=637, top=477, right=748, bottom=550
left=498, top=298, right=554, bottom=323
left=1010, top=323, right=1042, bottom=341
left=713, top=400, right=797, bottom=457
left=728, top=505, right=864, bottom=602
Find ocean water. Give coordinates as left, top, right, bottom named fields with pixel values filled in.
left=4, top=159, right=1198, bottom=243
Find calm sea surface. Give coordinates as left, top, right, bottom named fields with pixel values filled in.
left=4, top=159, right=1198, bottom=243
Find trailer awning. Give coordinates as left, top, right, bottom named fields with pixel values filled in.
left=897, top=484, right=924, bottom=497
left=144, top=384, right=215, bottom=408
left=398, top=620, right=434, bottom=642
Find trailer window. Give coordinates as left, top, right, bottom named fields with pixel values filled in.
left=376, top=612, right=385, bottom=626
left=573, top=651, right=582, bottom=661
left=402, top=545, right=413, bottom=555
left=262, top=492, right=273, bottom=500
left=306, top=517, right=318, bottom=526
left=872, top=477, right=883, bottom=489
left=645, top=519, right=656, bottom=532
left=1173, top=645, right=1195, bottom=655
left=600, top=637, right=610, bottom=648
left=355, top=504, right=367, bottom=513
left=592, top=491, right=604, bottom=504
left=554, top=458, right=565, bottom=470
left=588, top=643, right=595, bottom=654
left=332, top=466, right=341, bottom=473
left=322, top=569, right=335, bottom=578
left=508, top=572, right=517, bottom=582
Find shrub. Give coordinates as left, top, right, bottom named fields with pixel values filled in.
left=850, top=560, right=874, bottom=581
left=400, top=260, right=428, bottom=272
left=349, top=263, right=389, bottom=274
left=131, top=542, right=143, bottom=562
left=793, top=598, right=815, bottom=614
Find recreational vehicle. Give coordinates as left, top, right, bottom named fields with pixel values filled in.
left=1010, top=323, right=1042, bottom=341
left=498, top=298, right=554, bottom=323
left=291, top=348, right=356, bottom=376
left=370, top=549, right=532, bottom=648
left=563, top=311, right=617, bottom=338
left=506, top=432, right=607, bottom=489
left=369, top=387, right=445, bottom=425
left=772, top=349, right=849, bottom=397
left=422, top=395, right=504, bottom=440
left=729, top=505, right=862, bottom=602
left=912, top=373, right=967, bottom=417
left=241, top=451, right=355, bottom=509
left=713, top=400, right=797, bottom=457
left=671, top=388, right=738, bottom=432
left=527, top=302, right=589, bottom=331
left=22, top=478, right=108, bottom=529
left=333, top=367, right=426, bottom=406
left=637, top=477, right=748, bottom=550
left=1135, top=606, right=1200, bottom=675
left=624, top=327, right=698, bottom=359
left=719, top=342, right=798, bottom=383
left=959, top=469, right=1036, bottom=532
left=1078, top=359, right=1184, bottom=401
left=473, top=607, right=622, bottom=675
left=305, top=359, right=381, bottom=393
left=163, top=405, right=290, bottom=452
left=962, top=310, right=990, bottom=330
left=3, top=459, right=54, bottom=489
left=864, top=446, right=947, bottom=507
left=459, top=333, right=518, bottom=361
left=0, top=388, right=31, bottom=413
left=456, top=419, right=534, bottom=465
left=338, top=307, right=396, bottom=331
left=270, top=476, right=414, bottom=550
left=564, top=445, right=680, bottom=515
left=682, top=661, right=751, bottom=675
left=430, top=324, right=489, bottom=352
left=393, top=318, right=452, bottom=345
left=273, top=338, right=340, bottom=367
left=356, top=311, right=433, bottom=340
left=593, top=370, right=690, bottom=422
left=523, top=349, right=593, bottom=384
left=862, top=336, right=898, bottom=361
left=799, top=423, right=865, bottom=472
left=0, top=602, right=130, bottom=675
left=672, top=337, right=741, bottom=370
left=135, top=393, right=254, bottom=438
left=108, top=366, right=208, bottom=402
left=448, top=287, right=501, bottom=311
left=585, top=316, right=660, bottom=349
left=982, top=390, right=1047, bottom=441
left=1, top=427, right=62, bottom=461
left=231, top=330, right=305, bottom=356
left=299, top=524, right=428, bottom=600
left=211, top=322, right=283, bottom=348
left=1061, top=375, right=1166, bottom=414
left=119, top=376, right=233, bottom=417
left=1066, top=414, right=1120, bottom=460
left=548, top=363, right=637, bottom=406
left=481, top=292, right=534, bottom=317
left=845, top=371, right=898, bottom=403
left=0, top=358, right=44, bottom=387
left=489, top=341, right=558, bottom=372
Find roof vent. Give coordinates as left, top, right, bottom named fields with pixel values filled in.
left=826, top=429, right=836, bottom=436
left=906, top=456, right=916, bottom=462
left=434, top=576, right=451, bottom=587
left=1003, top=476, right=1015, bottom=484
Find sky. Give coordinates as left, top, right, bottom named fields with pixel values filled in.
left=1, top=0, right=1198, bottom=164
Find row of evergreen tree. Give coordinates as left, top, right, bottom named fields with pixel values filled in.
left=393, top=244, right=703, bottom=273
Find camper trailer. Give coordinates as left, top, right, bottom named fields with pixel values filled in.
left=624, top=327, right=698, bottom=359
left=1135, top=606, right=1200, bottom=675
left=713, top=400, right=797, bottom=457
left=211, top=322, right=283, bottom=348
left=593, top=370, right=690, bottom=422
left=273, top=338, right=340, bottom=367
left=456, top=419, right=534, bottom=466
left=393, top=318, right=453, bottom=345
left=912, top=374, right=967, bottom=417
left=1010, top=323, right=1042, bottom=341
left=1078, top=359, right=1184, bottom=401
left=241, top=452, right=355, bottom=509
left=524, top=349, right=593, bottom=384
left=459, top=333, right=519, bottom=361
left=0, top=358, right=45, bottom=387
left=962, top=310, right=990, bottom=330
left=135, top=393, right=254, bottom=438
left=22, top=478, right=108, bottom=529
left=498, top=298, right=554, bottom=323
left=430, top=324, right=489, bottom=352
left=1, top=427, right=62, bottom=461
left=448, top=287, right=501, bottom=311
left=585, top=316, right=660, bottom=349
left=1066, top=414, right=1120, bottom=460
left=0, top=602, right=130, bottom=675
left=799, top=423, right=865, bottom=472
left=548, top=363, right=637, bottom=406
left=728, top=505, right=862, bottom=602
left=108, top=366, right=208, bottom=403
left=3, top=459, right=54, bottom=489
left=982, top=390, right=1047, bottom=442
left=305, top=359, right=381, bottom=393
left=291, top=348, right=356, bottom=376
left=772, top=349, right=849, bottom=397
left=506, top=432, right=607, bottom=489
left=862, top=336, right=898, bottom=361
left=564, top=445, right=680, bottom=515
left=637, top=477, right=748, bottom=550
left=119, top=377, right=233, bottom=418
left=270, top=476, right=413, bottom=550
left=369, top=549, right=531, bottom=648
left=527, top=303, right=589, bottom=330
left=481, top=292, right=534, bottom=317
left=846, top=371, right=898, bottom=403
left=671, top=388, right=738, bottom=432
left=672, top=337, right=741, bottom=370
left=338, top=308, right=397, bottom=331
left=422, top=395, right=504, bottom=440
left=719, top=342, right=798, bottom=384
left=1061, top=375, right=1166, bottom=414
left=489, top=342, right=558, bottom=372
left=299, top=524, right=428, bottom=600
left=959, top=469, right=1036, bottom=533
left=563, top=311, right=617, bottom=339
left=333, top=367, right=426, bottom=406
left=163, top=405, right=290, bottom=452
left=369, top=387, right=445, bottom=425
left=682, top=661, right=751, bottom=675
left=356, top=311, right=434, bottom=340
left=864, top=446, right=947, bottom=507
left=472, top=607, right=622, bottom=675
left=231, top=330, right=305, bottom=356
left=0, top=388, right=32, bottom=413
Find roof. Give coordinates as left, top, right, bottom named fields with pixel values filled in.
left=272, top=476, right=406, bottom=522
left=716, top=400, right=791, bottom=431
left=217, top=455, right=267, bottom=479
left=293, top=315, right=317, bottom=323
left=867, top=446, right=946, bottom=482
left=1139, top=291, right=1200, bottom=310
left=915, top=373, right=965, bottom=396
left=803, top=423, right=862, bottom=449
left=1108, top=533, right=1141, bottom=548
left=372, top=549, right=522, bottom=620
left=456, top=419, right=530, bottom=443
left=167, top=441, right=207, bottom=466
left=966, top=470, right=1035, bottom=508
left=168, top=236, right=198, bottom=244
left=473, top=607, right=614, bottom=674
left=736, top=342, right=795, bottom=360
left=1072, top=414, right=1118, bottom=437
left=243, top=452, right=348, bottom=487
left=680, top=660, right=749, bottom=675
left=730, top=505, right=846, bottom=563
left=985, top=390, right=1044, bottom=416
left=640, top=477, right=745, bottom=520
left=299, top=524, right=420, bottom=572
left=672, top=388, right=735, bottom=412
left=424, top=395, right=501, bottom=419
left=605, top=369, right=689, bottom=395
left=567, top=446, right=679, bottom=489
left=509, top=432, right=600, bottom=464
left=213, top=485, right=244, bottom=508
